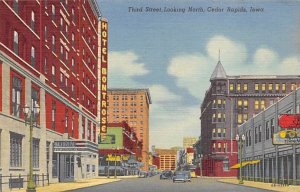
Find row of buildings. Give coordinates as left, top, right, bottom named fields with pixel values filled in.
left=0, top=0, right=152, bottom=191
left=195, top=58, right=300, bottom=184
left=0, top=1, right=101, bottom=190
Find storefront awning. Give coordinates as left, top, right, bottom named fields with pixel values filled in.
left=230, top=160, right=261, bottom=169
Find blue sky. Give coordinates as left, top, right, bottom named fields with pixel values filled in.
left=97, top=0, right=300, bottom=148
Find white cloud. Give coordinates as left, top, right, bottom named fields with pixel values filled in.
left=168, top=54, right=212, bottom=99
left=253, top=48, right=278, bottom=66
left=149, top=84, right=181, bottom=103
left=206, top=35, right=247, bottom=66
left=108, top=51, right=149, bottom=88
left=279, top=56, right=300, bottom=74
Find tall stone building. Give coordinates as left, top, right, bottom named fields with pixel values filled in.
left=200, top=60, right=300, bottom=177
left=0, top=0, right=102, bottom=190
left=107, top=88, right=151, bottom=171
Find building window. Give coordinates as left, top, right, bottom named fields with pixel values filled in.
left=271, top=118, right=275, bottom=138
left=217, top=99, right=222, bottom=108
left=249, top=130, right=251, bottom=146
left=212, top=129, right=216, bottom=137
left=33, top=139, right=39, bottom=168
left=65, top=109, right=69, bottom=133
left=265, top=121, right=270, bottom=140
left=71, top=58, right=75, bottom=72
left=217, top=128, right=221, bottom=137
left=31, top=46, right=35, bottom=67
left=71, top=113, right=74, bottom=137
left=291, top=83, right=297, bottom=90
left=229, top=83, right=234, bottom=92
left=71, top=83, right=75, bottom=98
left=10, top=133, right=22, bottom=167
left=244, top=99, right=248, bottom=109
left=218, top=143, right=222, bottom=152
left=223, top=159, right=229, bottom=171
left=51, top=65, right=56, bottom=83
left=237, top=83, right=241, bottom=92
left=255, top=83, right=259, bottom=92
left=258, top=125, right=262, bottom=142
left=51, top=101, right=56, bottom=130
left=72, top=8, right=75, bottom=22
left=275, top=83, right=279, bottom=93
left=243, top=83, right=248, bottom=92
left=13, top=31, right=19, bottom=55
left=82, top=116, right=85, bottom=139
left=13, top=0, right=19, bottom=14
left=237, top=99, right=242, bottom=108
left=212, top=114, right=216, bottom=122
left=44, top=58, right=47, bottom=74
left=261, top=100, right=265, bottom=110
left=60, top=45, right=64, bottom=60
left=255, top=127, right=258, bottom=143
left=262, top=83, right=266, bottom=92
left=52, top=35, right=55, bottom=52
left=223, top=128, right=226, bottom=137
left=31, top=11, right=35, bottom=31
left=268, top=83, right=273, bottom=92
left=52, top=5, right=55, bottom=21
left=255, top=100, right=259, bottom=110
left=72, top=33, right=75, bottom=47
left=217, top=113, right=222, bottom=122
left=12, top=75, right=22, bottom=117
left=282, top=83, right=286, bottom=93
left=237, top=114, right=243, bottom=124
left=52, top=146, right=58, bottom=177
left=243, top=114, right=248, bottom=123
left=212, top=143, right=216, bottom=152
left=31, top=87, right=39, bottom=118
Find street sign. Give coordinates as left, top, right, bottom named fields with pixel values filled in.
left=278, top=114, right=300, bottom=128
left=273, top=130, right=300, bottom=145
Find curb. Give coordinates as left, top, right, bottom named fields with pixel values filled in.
left=217, top=180, right=275, bottom=192
left=64, top=179, right=122, bottom=192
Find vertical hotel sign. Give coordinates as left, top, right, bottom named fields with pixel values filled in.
left=100, top=18, right=108, bottom=140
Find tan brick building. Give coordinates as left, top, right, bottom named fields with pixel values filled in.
left=155, top=149, right=178, bottom=171
left=107, top=88, right=151, bottom=171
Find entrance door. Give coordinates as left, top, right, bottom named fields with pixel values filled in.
left=59, top=154, right=75, bottom=182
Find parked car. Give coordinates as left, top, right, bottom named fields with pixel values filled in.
left=173, top=171, right=188, bottom=183
left=138, top=171, right=148, bottom=178
left=182, top=171, right=191, bottom=182
left=160, top=170, right=173, bottom=179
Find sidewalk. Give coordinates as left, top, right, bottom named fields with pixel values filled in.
left=218, top=178, right=300, bottom=192
left=12, top=176, right=138, bottom=192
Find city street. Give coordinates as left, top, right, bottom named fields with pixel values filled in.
left=69, top=176, right=271, bottom=192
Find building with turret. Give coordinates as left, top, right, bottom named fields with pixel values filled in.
left=200, top=59, right=300, bottom=177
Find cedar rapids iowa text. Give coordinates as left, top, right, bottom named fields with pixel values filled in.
left=128, top=6, right=264, bottom=13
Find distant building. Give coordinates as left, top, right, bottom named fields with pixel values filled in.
left=200, top=60, right=300, bottom=177
left=155, top=149, right=177, bottom=171
left=183, top=137, right=197, bottom=149
left=107, top=88, right=152, bottom=171
left=99, top=122, right=143, bottom=176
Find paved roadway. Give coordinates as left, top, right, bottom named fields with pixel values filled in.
left=69, top=175, right=272, bottom=192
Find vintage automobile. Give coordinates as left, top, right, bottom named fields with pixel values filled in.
left=160, top=170, right=173, bottom=180
left=173, top=171, right=190, bottom=183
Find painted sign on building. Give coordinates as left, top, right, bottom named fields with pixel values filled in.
left=273, top=130, right=300, bottom=145
left=278, top=114, right=300, bottom=128
left=100, top=18, right=108, bottom=140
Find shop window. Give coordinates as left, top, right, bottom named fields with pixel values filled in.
left=223, top=159, right=229, bottom=171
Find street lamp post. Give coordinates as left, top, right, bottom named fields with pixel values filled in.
left=198, top=154, right=203, bottom=177
left=114, top=147, right=119, bottom=178
left=23, top=103, right=40, bottom=192
left=236, top=134, right=246, bottom=184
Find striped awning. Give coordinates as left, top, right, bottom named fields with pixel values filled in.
left=230, top=160, right=260, bottom=169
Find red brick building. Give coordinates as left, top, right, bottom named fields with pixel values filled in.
left=0, top=0, right=102, bottom=188
left=99, top=122, right=143, bottom=176
left=200, top=60, right=300, bottom=177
